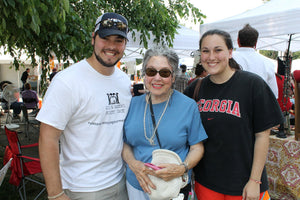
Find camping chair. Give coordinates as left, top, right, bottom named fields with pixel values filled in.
left=22, top=97, right=39, bottom=116
left=21, top=104, right=40, bottom=140
left=3, top=126, right=45, bottom=200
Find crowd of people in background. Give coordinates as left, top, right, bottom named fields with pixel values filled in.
left=0, top=65, right=59, bottom=118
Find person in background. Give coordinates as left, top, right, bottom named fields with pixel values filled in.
left=233, top=24, right=278, bottom=98
left=21, top=82, right=39, bottom=114
left=174, top=64, right=189, bottom=93
left=122, top=46, right=207, bottom=200
left=49, top=67, right=58, bottom=82
left=37, top=12, right=131, bottom=200
left=21, top=68, right=30, bottom=91
left=184, top=29, right=283, bottom=200
left=188, top=63, right=208, bottom=85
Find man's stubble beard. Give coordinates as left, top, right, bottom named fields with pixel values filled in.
left=93, top=49, right=121, bottom=68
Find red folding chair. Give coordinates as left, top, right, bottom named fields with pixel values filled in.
left=3, top=126, right=45, bottom=200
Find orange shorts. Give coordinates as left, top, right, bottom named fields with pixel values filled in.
left=195, top=181, right=270, bottom=200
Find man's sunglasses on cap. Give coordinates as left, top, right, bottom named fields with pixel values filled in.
left=145, top=68, right=173, bottom=78
left=99, top=18, right=128, bottom=32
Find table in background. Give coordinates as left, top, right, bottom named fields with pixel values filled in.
left=266, top=135, right=300, bottom=200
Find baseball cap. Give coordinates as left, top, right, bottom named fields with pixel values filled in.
left=94, top=12, right=128, bottom=39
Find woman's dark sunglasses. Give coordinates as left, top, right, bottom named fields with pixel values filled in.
left=145, top=68, right=173, bottom=78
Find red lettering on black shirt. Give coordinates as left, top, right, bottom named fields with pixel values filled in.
left=198, top=99, right=241, bottom=118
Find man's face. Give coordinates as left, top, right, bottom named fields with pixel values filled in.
left=92, top=34, right=126, bottom=67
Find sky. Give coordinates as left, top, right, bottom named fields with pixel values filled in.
left=183, top=0, right=264, bottom=30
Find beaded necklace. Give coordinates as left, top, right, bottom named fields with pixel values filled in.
left=143, top=90, right=173, bottom=145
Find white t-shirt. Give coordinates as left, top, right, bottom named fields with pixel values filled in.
left=36, top=60, right=132, bottom=192
left=233, top=47, right=278, bottom=98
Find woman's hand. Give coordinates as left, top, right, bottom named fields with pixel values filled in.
left=129, top=160, right=156, bottom=194
left=152, top=163, right=186, bottom=181
left=242, top=180, right=260, bottom=200
left=242, top=129, right=269, bottom=200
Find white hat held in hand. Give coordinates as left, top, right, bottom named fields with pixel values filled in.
left=148, top=149, right=188, bottom=200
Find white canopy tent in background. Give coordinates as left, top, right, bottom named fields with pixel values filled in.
left=200, top=0, right=300, bottom=53
left=121, top=25, right=201, bottom=75
left=122, top=25, right=200, bottom=62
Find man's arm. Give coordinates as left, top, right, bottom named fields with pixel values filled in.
left=39, top=123, right=68, bottom=199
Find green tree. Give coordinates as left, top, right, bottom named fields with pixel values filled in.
left=260, top=50, right=278, bottom=60
left=0, top=0, right=205, bottom=95
left=292, top=51, right=300, bottom=60
left=260, top=50, right=300, bottom=60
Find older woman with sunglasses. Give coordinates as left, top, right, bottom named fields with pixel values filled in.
left=122, top=46, right=207, bottom=200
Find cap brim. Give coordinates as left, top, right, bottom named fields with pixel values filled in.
left=98, top=29, right=128, bottom=40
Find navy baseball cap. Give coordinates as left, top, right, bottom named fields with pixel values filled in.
left=94, top=12, right=128, bottom=39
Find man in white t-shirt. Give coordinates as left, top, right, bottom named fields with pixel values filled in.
left=233, top=24, right=278, bottom=98
left=37, top=13, right=132, bottom=200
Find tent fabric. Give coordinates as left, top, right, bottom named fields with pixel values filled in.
left=123, top=25, right=200, bottom=61
left=200, top=0, right=300, bottom=52
left=126, top=25, right=200, bottom=50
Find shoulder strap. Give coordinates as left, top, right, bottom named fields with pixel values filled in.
left=148, top=95, right=162, bottom=148
left=193, top=78, right=203, bottom=101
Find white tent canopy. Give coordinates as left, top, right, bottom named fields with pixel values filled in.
left=122, top=25, right=200, bottom=61
left=200, top=0, right=300, bottom=52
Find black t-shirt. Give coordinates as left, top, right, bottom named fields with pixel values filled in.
left=184, top=70, right=283, bottom=195
left=21, top=71, right=28, bottom=83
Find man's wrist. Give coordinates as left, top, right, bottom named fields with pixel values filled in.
left=48, top=190, right=64, bottom=199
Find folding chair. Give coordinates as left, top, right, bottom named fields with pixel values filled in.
left=21, top=83, right=39, bottom=114
left=21, top=104, right=40, bottom=140
left=3, top=126, right=46, bottom=200
left=22, top=97, right=39, bottom=116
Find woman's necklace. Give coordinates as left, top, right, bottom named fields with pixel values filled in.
left=143, top=90, right=173, bottom=145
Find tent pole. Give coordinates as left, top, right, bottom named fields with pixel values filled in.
left=282, top=34, right=293, bottom=137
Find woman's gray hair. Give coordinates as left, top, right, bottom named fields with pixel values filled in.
left=142, top=46, right=179, bottom=76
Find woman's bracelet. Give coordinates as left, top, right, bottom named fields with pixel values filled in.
left=181, top=162, right=189, bottom=173
left=48, top=191, right=64, bottom=199
left=250, top=178, right=262, bottom=184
